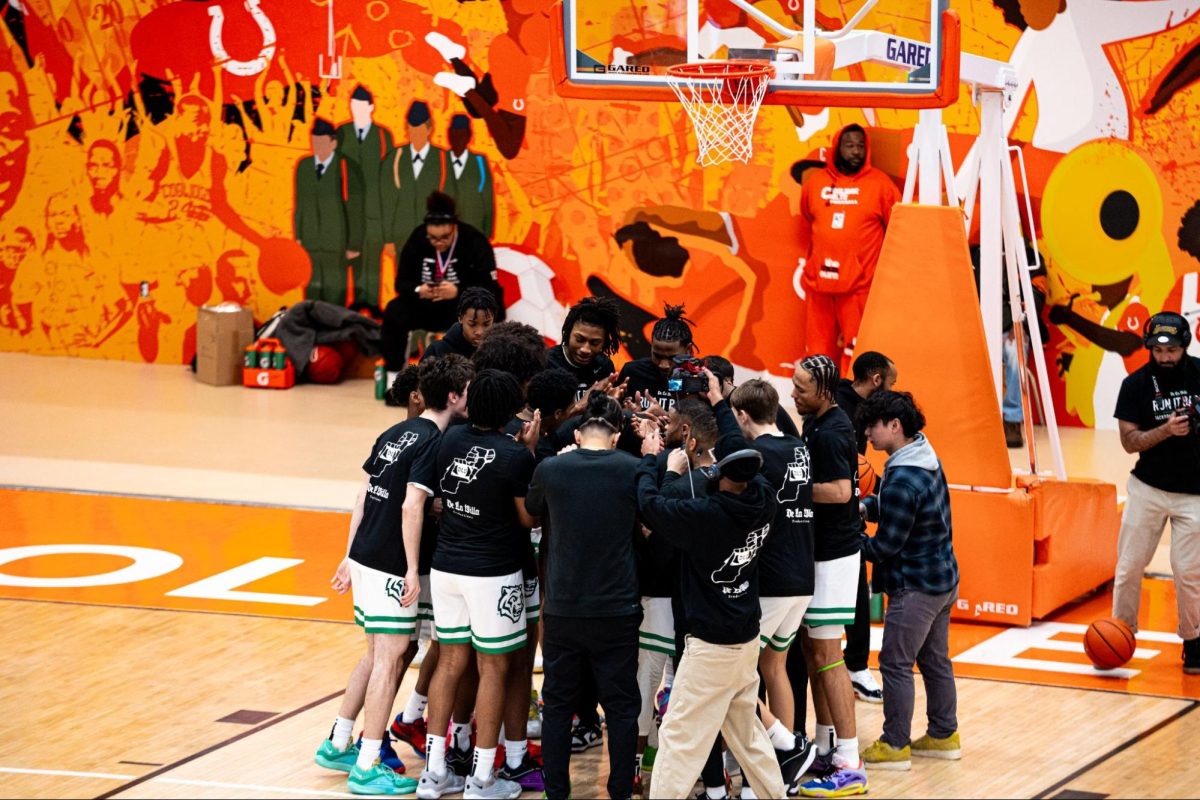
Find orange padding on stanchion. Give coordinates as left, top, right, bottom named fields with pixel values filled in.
left=947, top=488, right=1034, bottom=625
left=1024, top=477, right=1120, bottom=619
left=856, top=205, right=1012, bottom=489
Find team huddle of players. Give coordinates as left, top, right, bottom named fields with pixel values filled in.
left=315, top=293, right=879, bottom=800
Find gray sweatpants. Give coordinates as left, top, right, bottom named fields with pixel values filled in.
left=879, top=587, right=958, bottom=748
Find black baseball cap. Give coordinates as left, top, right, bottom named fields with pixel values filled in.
left=1147, top=317, right=1186, bottom=347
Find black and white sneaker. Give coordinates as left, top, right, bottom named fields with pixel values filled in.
left=1185, top=637, right=1200, bottom=675
left=446, top=744, right=473, bottom=777
left=849, top=669, right=883, bottom=703
left=570, top=722, right=603, bottom=753
left=778, top=733, right=818, bottom=790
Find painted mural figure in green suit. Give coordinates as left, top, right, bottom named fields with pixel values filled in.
left=294, top=118, right=365, bottom=307
left=336, top=85, right=394, bottom=311
left=443, top=114, right=494, bottom=239
left=380, top=101, right=445, bottom=261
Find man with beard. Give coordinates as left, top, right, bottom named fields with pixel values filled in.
left=1113, top=312, right=1200, bottom=675
left=617, top=303, right=697, bottom=417
left=798, top=125, right=900, bottom=372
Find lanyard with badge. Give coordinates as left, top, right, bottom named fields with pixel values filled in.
left=432, top=234, right=458, bottom=284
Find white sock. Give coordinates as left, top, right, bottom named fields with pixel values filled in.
left=706, top=786, right=727, bottom=799
left=768, top=720, right=796, bottom=751
left=402, top=692, right=428, bottom=724
left=742, top=785, right=758, bottom=800
left=356, top=737, right=382, bottom=770
left=504, top=738, right=526, bottom=769
left=472, top=746, right=496, bottom=782
left=816, top=724, right=836, bottom=756
left=452, top=722, right=472, bottom=750
left=330, top=716, right=355, bottom=750
left=426, top=734, right=447, bottom=775
left=834, top=737, right=860, bottom=768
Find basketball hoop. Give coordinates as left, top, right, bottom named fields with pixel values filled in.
left=666, top=61, right=774, bottom=167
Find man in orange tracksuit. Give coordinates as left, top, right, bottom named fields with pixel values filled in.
left=799, top=124, right=900, bottom=372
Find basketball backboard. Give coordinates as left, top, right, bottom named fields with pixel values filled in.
left=554, top=0, right=959, bottom=109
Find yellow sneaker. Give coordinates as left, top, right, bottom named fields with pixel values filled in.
left=861, top=739, right=911, bottom=771
left=912, top=731, right=962, bottom=760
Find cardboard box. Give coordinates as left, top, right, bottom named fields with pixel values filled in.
left=196, top=304, right=254, bottom=386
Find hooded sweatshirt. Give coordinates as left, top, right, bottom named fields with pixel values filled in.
left=798, top=124, right=901, bottom=295
left=637, top=458, right=777, bottom=645
left=861, top=433, right=958, bottom=595
left=420, top=321, right=475, bottom=361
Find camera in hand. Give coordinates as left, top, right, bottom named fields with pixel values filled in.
left=668, top=355, right=708, bottom=395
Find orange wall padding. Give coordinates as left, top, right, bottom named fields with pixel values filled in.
left=856, top=205, right=1013, bottom=489
left=948, top=488, right=1034, bottom=625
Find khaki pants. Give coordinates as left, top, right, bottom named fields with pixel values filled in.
left=651, top=635, right=785, bottom=799
left=1113, top=474, right=1200, bottom=640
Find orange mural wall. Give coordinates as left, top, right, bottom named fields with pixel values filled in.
left=0, top=0, right=1196, bottom=425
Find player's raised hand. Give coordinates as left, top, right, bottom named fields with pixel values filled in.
left=518, top=409, right=542, bottom=452
left=666, top=447, right=690, bottom=475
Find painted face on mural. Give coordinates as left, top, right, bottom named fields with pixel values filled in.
left=45, top=194, right=81, bottom=241
left=175, top=97, right=211, bottom=145
left=86, top=143, right=120, bottom=196
left=0, top=72, right=29, bottom=221
left=0, top=227, right=33, bottom=268
left=350, top=98, right=373, bottom=129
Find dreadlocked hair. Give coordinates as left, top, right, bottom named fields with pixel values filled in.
left=467, top=368, right=525, bottom=429
left=472, top=321, right=547, bottom=385
left=457, top=286, right=499, bottom=319
left=651, top=302, right=697, bottom=353
left=798, top=354, right=840, bottom=401
left=561, top=296, right=621, bottom=355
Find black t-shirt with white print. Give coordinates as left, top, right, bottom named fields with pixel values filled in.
left=350, top=417, right=440, bottom=576
left=1114, top=357, right=1200, bottom=495
left=618, top=358, right=677, bottom=414
left=433, top=424, right=537, bottom=577
left=803, top=405, right=862, bottom=562
left=753, top=432, right=816, bottom=596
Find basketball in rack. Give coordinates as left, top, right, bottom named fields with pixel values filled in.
left=666, top=61, right=774, bottom=166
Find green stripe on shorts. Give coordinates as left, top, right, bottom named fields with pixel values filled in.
left=639, top=642, right=675, bottom=656
left=639, top=631, right=675, bottom=645
left=474, top=635, right=528, bottom=654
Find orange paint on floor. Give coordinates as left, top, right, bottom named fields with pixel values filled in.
left=3, top=487, right=1197, bottom=701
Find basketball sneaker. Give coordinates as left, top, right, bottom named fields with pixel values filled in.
left=862, top=739, right=911, bottom=770
left=641, top=744, right=658, bottom=772
left=570, top=721, right=603, bottom=752
left=356, top=734, right=405, bottom=772
left=796, top=760, right=868, bottom=797
left=655, top=686, right=671, bottom=718
left=446, top=744, right=474, bottom=777
left=348, top=760, right=419, bottom=795
left=778, top=733, right=818, bottom=788
left=391, top=716, right=428, bottom=758
left=416, top=768, right=466, bottom=799
left=496, top=752, right=545, bottom=792
left=911, top=731, right=962, bottom=760
left=849, top=669, right=883, bottom=703
left=314, top=739, right=359, bottom=773
left=1184, top=637, right=1200, bottom=675
left=463, top=775, right=522, bottom=799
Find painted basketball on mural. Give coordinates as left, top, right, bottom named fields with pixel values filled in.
left=495, top=247, right=567, bottom=343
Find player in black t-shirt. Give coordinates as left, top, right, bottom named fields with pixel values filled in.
left=730, top=379, right=819, bottom=791
left=420, top=287, right=499, bottom=362
left=546, top=295, right=621, bottom=402
left=420, top=370, right=540, bottom=799
left=317, top=355, right=472, bottom=795
left=617, top=302, right=697, bottom=416
left=1112, top=312, right=1200, bottom=674
left=791, top=355, right=868, bottom=798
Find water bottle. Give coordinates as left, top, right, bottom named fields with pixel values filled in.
left=374, top=358, right=386, bottom=400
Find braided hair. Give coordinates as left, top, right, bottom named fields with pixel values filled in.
left=798, top=354, right=840, bottom=402
left=467, top=368, right=525, bottom=429
left=651, top=303, right=697, bottom=353
left=561, top=296, right=621, bottom=356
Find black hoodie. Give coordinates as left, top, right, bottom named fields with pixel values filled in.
left=421, top=321, right=475, bottom=361
left=636, top=459, right=777, bottom=645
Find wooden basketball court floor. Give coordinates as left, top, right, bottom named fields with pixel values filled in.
left=2, top=352, right=1198, bottom=799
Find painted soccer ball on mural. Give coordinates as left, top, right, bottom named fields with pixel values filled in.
left=496, top=247, right=567, bottom=343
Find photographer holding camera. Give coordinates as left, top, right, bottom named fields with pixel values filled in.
left=1113, top=312, right=1200, bottom=675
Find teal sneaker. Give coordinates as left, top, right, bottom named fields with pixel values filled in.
left=349, top=760, right=419, bottom=795
left=315, top=739, right=359, bottom=773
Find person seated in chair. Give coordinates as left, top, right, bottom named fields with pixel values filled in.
left=381, top=192, right=502, bottom=371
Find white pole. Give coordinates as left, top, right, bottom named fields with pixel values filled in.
left=917, top=108, right=942, bottom=205
left=978, top=89, right=1004, bottom=403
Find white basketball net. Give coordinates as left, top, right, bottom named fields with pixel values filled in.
left=667, top=63, right=772, bottom=167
